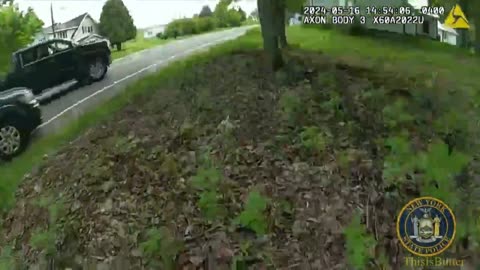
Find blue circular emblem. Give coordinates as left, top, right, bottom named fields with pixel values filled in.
left=396, top=196, right=456, bottom=257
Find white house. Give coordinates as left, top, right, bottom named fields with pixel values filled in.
left=306, top=0, right=439, bottom=40
left=289, top=13, right=303, bottom=25
left=143, top=24, right=166, bottom=39
left=35, top=13, right=99, bottom=43
left=438, top=21, right=458, bottom=45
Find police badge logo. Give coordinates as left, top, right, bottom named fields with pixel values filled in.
left=397, top=196, right=456, bottom=257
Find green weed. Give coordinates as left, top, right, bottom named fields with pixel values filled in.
left=344, top=212, right=376, bottom=270
left=299, top=126, right=330, bottom=154
left=234, top=191, right=269, bottom=235
left=417, top=140, right=470, bottom=205
left=140, top=227, right=184, bottom=270
left=382, top=135, right=416, bottom=186
left=30, top=229, right=56, bottom=255
left=382, top=99, right=414, bottom=129
left=0, top=246, right=15, bottom=270
left=279, top=90, right=303, bottom=123
left=190, top=164, right=226, bottom=221
left=29, top=196, right=66, bottom=256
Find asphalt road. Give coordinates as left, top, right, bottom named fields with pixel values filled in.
left=35, top=26, right=255, bottom=136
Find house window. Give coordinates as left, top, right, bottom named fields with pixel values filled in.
left=422, top=20, right=429, bottom=34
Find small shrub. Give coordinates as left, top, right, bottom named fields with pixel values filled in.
left=234, top=191, right=269, bottom=235
left=300, top=126, right=330, bottom=154
left=382, top=134, right=416, bottom=186
left=30, top=229, right=56, bottom=255
left=198, top=190, right=225, bottom=220
left=417, top=140, right=470, bottom=204
left=193, top=17, right=218, bottom=33
left=156, top=32, right=167, bottom=39
left=190, top=165, right=226, bottom=221
left=279, top=90, right=303, bottom=123
left=344, top=213, right=376, bottom=270
left=382, top=99, right=414, bottom=129
left=140, top=227, right=184, bottom=270
left=0, top=246, right=15, bottom=270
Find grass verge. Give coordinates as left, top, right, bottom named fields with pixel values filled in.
left=111, top=26, right=255, bottom=60
left=110, top=32, right=170, bottom=60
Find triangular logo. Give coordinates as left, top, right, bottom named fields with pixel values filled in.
left=444, top=4, right=469, bottom=29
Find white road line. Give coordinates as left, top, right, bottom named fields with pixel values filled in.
left=36, top=35, right=236, bottom=130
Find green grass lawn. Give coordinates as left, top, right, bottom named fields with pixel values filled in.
left=110, top=31, right=170, bottom=60
left=289, top=26, right=480, bottom=91
left=110, top=25, right=256, bottom=61
left=1, top=25, right=479, bottom=210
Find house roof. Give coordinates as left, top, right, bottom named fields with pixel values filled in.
left=43, top=13, right=90, bottom=33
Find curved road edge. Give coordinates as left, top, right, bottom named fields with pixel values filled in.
left=34, top=26, right=257, bottom=138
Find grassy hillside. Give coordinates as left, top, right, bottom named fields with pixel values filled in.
left=0, top=27, right=479, bottom=269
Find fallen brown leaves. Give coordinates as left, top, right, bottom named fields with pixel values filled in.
left=1, top=49, right=471, bottom=269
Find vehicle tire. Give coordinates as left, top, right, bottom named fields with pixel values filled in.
left=87, top=57, right=108, bottom=82
left=0, top=118, right=30, bottom=160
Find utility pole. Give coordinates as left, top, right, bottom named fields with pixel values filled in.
left=50, top=2, right=56, bottom=38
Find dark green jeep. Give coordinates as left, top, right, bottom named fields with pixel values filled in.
left=1, top=38, right=111, bottom=94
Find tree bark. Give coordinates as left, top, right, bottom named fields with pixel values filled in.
left=257, top=0, right=284, bottom=70
left=471, top=1, right=480, bottom=54
left=276, top=0, right=288, bottom=48
left=458, top=0, right=470, bottom=49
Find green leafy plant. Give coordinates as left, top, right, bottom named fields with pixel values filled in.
left=320, top=90, right=343, bottom=118
left=417, top=140, right=470, bottom=205
left=300, top=126, right=329, bottom=154
left=198, top=190, right=226, bottom=220
left=140, top=227, right=184, bottom=270
left=191, top=167, right=221, bottom=191
left=344, top=212, right=376, bottom=270
left=30, top=228, right=56, bottom=255
left=234, top=191, right=269, bottom=235
left=382, top=134, right=416, bottom=185
left=279, top=91, right=303, bottom=123
left=30, top=196, right=66, bottom=255
left=382, top=99, right=414, bottom=129
left=0, top=246, right=15, bottom=270
left=190, top=166, right=226, bottom=221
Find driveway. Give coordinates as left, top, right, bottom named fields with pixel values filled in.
left=35, top=26, right=256, bottom=136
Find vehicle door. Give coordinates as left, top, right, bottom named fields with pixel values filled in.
left=31, top=43, right=61, bottom=90
left=48, top=40, right=76, bottom=83
left=17, top=47, right=46, bottom=91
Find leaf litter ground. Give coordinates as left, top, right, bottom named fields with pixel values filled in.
left=1, top=49, right=475, bottom=269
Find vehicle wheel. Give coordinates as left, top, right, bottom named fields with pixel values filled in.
left=0, top=119, right=30, bottom=160
left=87, top=57, right=107, bottom=82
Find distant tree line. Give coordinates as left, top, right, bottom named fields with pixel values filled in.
left=157, top=0, right=247, bottom=40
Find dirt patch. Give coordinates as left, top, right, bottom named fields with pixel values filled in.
left=0, top=50, right=476, bottom=269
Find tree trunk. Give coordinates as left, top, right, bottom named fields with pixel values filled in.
left=472, top=2, right=480, bottom=54
left=258, top=0, right=284, bottom=70
left=276, top=0, right=288, bottom=48
left=458, top=0, right=470, bottom=49
left=116, top=43, right=122, bottom=51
